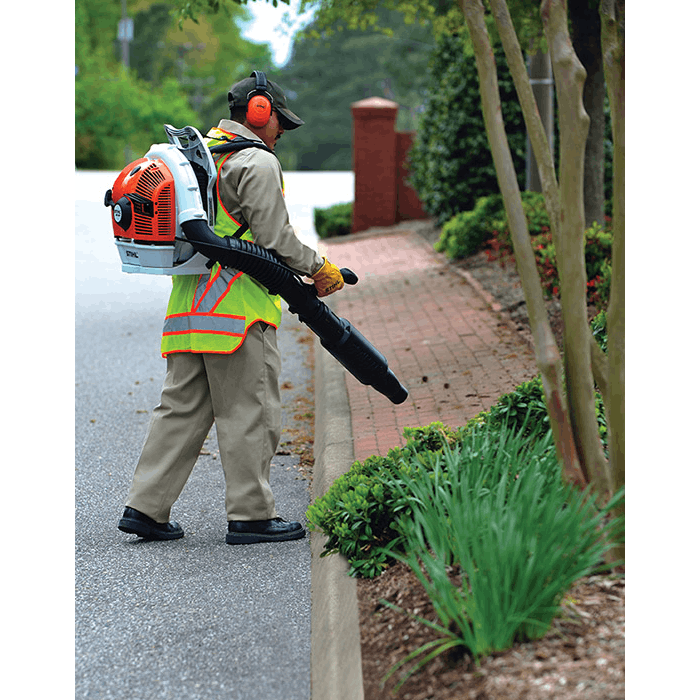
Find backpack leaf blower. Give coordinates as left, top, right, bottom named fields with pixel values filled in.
left=105, top=125, right=408, bottom=405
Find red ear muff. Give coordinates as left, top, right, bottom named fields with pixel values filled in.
left=247, top=94, right=272, bottom=127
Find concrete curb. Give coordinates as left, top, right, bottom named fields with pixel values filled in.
left=310, top=315, right=364, bottom=700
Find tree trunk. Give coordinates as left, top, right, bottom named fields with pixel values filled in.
left=460, top=0, right=586, bottom=488
left=570, top=0, right=607, bottom=227
left=600, top=0, right=625, bottom=502
left=540, top=0, right=613, bottom=499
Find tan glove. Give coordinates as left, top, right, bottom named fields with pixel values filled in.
left=312, top=257, right=345, bottom=297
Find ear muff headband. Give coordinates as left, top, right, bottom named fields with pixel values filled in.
left=246, top=71, right=273, bottom=127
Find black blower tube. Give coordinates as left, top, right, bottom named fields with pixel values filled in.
left=181, top=219, right=409, bottom=404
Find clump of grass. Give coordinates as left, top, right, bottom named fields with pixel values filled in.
left=382, top=423, right=624, bottom=690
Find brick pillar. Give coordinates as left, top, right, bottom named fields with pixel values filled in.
left=351, top=97, right=399, bottom=233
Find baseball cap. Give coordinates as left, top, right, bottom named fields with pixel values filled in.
left=228, top=72, right=304, bottom=130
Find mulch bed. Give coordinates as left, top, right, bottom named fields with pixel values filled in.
left=357, top=560, right=624, bottom=700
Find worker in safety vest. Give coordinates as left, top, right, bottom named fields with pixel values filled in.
left=118, top=71, right=345, bottom=544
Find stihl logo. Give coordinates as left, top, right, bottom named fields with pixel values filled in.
left=126, top=250, right=139, bottom=258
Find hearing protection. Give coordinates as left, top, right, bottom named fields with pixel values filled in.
left=246, top=71, right=273, bottom=127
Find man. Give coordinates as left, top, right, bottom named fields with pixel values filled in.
left=118, top=71, right=345, bottom=544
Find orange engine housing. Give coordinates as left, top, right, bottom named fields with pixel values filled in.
left=110, top=157, right=177, bottom=243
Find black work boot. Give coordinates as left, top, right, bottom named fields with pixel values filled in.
left=226, top=517, right=305, bottom=544
left=118, top=507, right=184, bottom=540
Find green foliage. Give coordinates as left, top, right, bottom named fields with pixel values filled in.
left=530, top=221, right=614, bottom=312
left=307, top=370, right=611, bottom=579
left=75, top=0, right=273, bottom=170
left=174, top=0, right=290, bottom=27
left=306, top=422, right=467, bottom=577
left=408, top=24, right=526, bottom=225
left=435, top=193, right=505, bottom=259
left=434, top=187, right=614, bottom=311
left=484, top=190, right=550, bottom=255
left=402, top=421, right=466, bottom=453
left=75, top=65, right=199, bottom=169
left=384, top=434, right=624, bottom=684
left=436, top=191, right=547, bottom=260
left=313, top=202, right=353, bottom=238
left=591, top=310, right=608, bottom=354
left=299, top=0, right=442, bottom=35
left=305, top=451, right=409, bottom=578
left=483, top=374, right=550, bottom=441
left=273, top=7, right=437, bottom=171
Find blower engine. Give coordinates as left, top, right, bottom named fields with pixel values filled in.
left=105, top=124, right=215, bottom=275
left=105, top=125, right=408, bottom=405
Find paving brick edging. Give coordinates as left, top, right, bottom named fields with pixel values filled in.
left=310, top=310, right=364, bottom=700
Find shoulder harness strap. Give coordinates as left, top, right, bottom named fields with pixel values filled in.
left=206, top=136, right=276, bottom=239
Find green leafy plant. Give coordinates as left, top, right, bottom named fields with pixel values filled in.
left=437, top=191, right=549, bottom=261
left=530, top=221, right=613, bottom=311
left=485, top=190, right=551, bottom=264
left=305, top=450, right=412, bottom=577
left=483, top=374, right=550, bottom=441
left=306, top=423, right=469, bottom=577
left=591, top=310, right=608, bottom=354
left=75, top=68, right=198, bottom=170
left=313, top=202, right=353, bottom=239
left=435, top=194, right=504, bottom=259
left=382, top=425, right=625, bottom=689
left=408, top=22, right=526, bottom=225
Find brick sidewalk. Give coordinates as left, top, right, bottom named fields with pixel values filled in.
left=320, top=229, right=539, bottom=463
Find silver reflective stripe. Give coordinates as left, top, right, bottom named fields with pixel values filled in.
left=193, top=267, right=242, bottom=313
left=163, top=314, right=246, bottom=335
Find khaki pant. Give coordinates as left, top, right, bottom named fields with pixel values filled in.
left=126, top=322, right=281, bottom=522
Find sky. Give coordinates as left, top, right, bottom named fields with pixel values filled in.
left=240, top=0, right=316, bottom=67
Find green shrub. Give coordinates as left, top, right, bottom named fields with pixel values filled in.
left=402, top=422, right=466, bottom=453
left=384, top=433, right=624, bottom=683
left=75, top=62, right=198, bottom=170
left=435, top=194, right=504, bottom=259
left=408, top=19, right=526, bottom=226
left=531, top=221, right=614, bottom=311
left=486, top=190, right=550, bottom=260
left=483, top=374, right=551, bottom=441
left=306, top=424, right=471, bottom=577
left=437, top=191, right=549, bottom=261
left=313, top=202, right=353, bottom=239
left=305, top=451, right=409, bottom=578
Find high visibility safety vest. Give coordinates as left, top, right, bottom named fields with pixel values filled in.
left=160, top=128, right=282, bottom=355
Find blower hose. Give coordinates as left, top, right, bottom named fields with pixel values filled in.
left=180, top=219, right=408, bottom=405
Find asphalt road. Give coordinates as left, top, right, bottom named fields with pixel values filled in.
left=75, top=169, right=352, bottom=699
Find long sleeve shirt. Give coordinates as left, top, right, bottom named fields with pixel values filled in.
left=209, top=119, right=324, bottom=278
